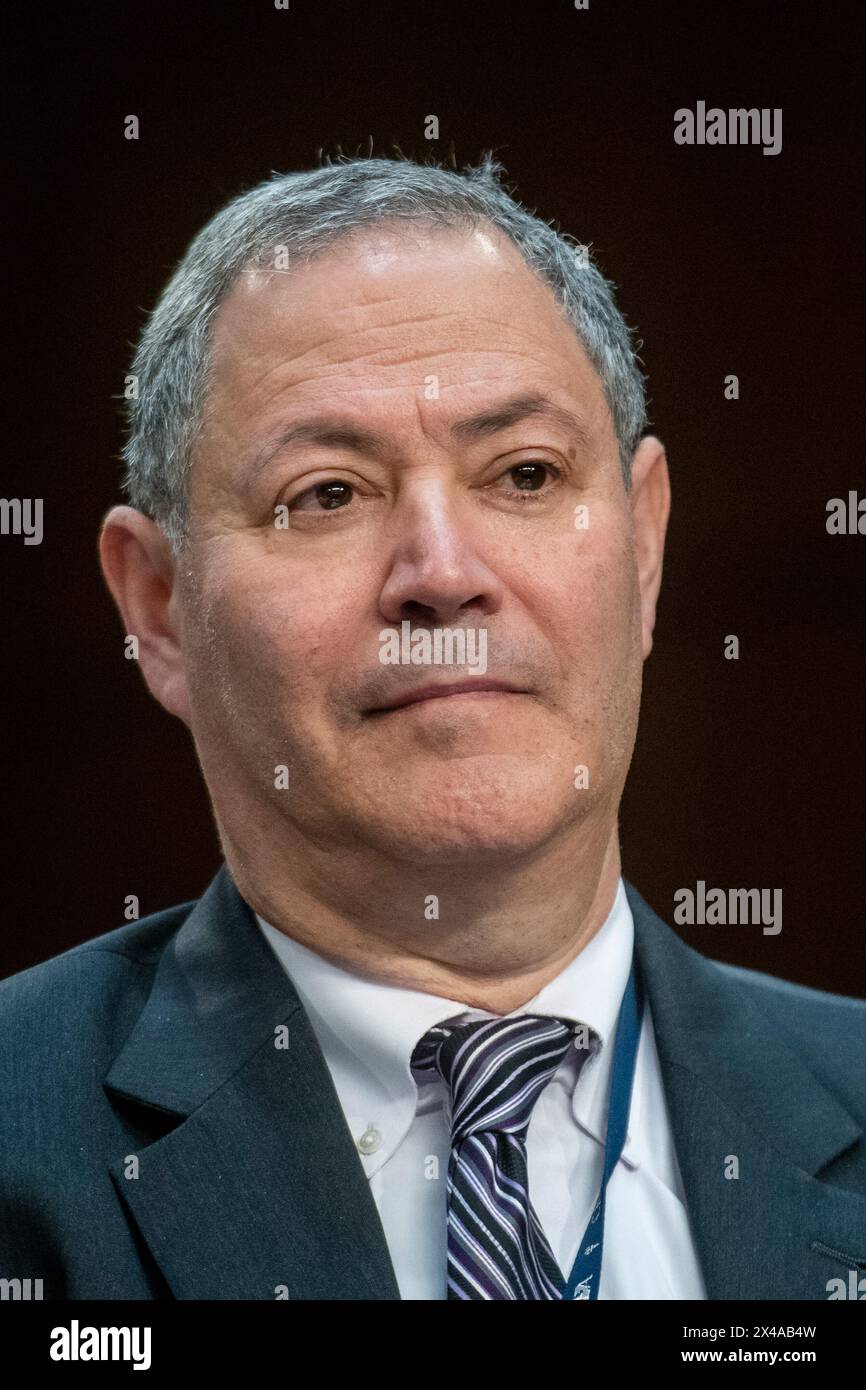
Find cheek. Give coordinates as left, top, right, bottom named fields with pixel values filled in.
left=195, top=555, right=366, bottom=706
left=514, top=519, right=637, bottom=672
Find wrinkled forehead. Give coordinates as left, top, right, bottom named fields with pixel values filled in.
left=207, top=222, right=598, bottom=392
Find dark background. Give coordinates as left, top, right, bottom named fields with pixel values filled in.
left=5, top=1, right=864, bottom=991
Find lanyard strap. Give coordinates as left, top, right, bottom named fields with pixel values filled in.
left=561, top=954, right=644, bottom=1300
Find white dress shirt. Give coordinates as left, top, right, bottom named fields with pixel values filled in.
left=256, top=877, right=707, bottom=1300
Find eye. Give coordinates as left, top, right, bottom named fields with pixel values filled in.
left=495, top=460, right=562, bottom=501
left=290, top=480, right=355, bottom=512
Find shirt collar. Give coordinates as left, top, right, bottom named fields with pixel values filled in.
left=255, top=877, right=636, bottom=1176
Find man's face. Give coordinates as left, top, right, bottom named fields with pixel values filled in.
left=170, top=223, right=651, bottom=865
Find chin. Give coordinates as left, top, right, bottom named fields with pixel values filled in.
left=351, top=760, right=588, bottom=864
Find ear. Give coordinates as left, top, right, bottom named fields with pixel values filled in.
left=98, top=505, right=192, bottom=725
left=628, top=435, right=671, bottom=660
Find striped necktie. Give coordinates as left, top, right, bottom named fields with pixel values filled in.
left=411, top=1013, right=595, bottom=1300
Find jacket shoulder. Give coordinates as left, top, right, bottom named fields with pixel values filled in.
left=0, top=896, right=196, bottom=989
left=714, top=958, right=866, bottom=1123
left=0, top=897, right=200, bottom=1296
left=0, top=897, right=197, bottom=1080
left=712, top=955, right=866, bottom=1038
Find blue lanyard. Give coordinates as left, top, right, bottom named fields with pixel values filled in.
left=561, top=955, right=645, bottom=1300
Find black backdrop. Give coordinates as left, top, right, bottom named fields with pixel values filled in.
left=4, top=0, right=864, bottom=993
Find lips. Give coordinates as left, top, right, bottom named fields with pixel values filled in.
left=366, top=679, right=526, bottom=714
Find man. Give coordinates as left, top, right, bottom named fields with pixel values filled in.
left=1, top=154, right=864, bottom=1302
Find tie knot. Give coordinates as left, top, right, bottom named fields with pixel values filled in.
left=411, top=1014, right=585, bottom=1143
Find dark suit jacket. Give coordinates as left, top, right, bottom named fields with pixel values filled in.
left=1, top=864, right=864, bottom=1300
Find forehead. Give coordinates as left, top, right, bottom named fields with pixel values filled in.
left=204, top=222, right=611, bottom=438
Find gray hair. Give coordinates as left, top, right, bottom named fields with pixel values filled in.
left=120, top=152, right=649, bottom=550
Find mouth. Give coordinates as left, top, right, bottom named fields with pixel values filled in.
left=365, top=680, right=529, bottom=715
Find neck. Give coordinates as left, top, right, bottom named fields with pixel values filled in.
left=219, top=812, right=622, bottom=1015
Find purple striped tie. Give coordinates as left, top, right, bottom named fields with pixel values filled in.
left=411, top=1014, right=595, bottom=1300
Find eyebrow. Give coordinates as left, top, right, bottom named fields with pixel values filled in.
left=247, top=392, right=592, bottom=476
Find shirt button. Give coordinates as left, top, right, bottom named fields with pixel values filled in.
left=357, top=1125, right=382, bottom=1155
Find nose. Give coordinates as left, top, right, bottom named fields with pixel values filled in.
left=378, top=482, right=505, bottom=627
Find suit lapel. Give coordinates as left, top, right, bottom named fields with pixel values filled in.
left=626, top=881, right=866, bottom=1299
left=104, top=865, right=401, bottom=1300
